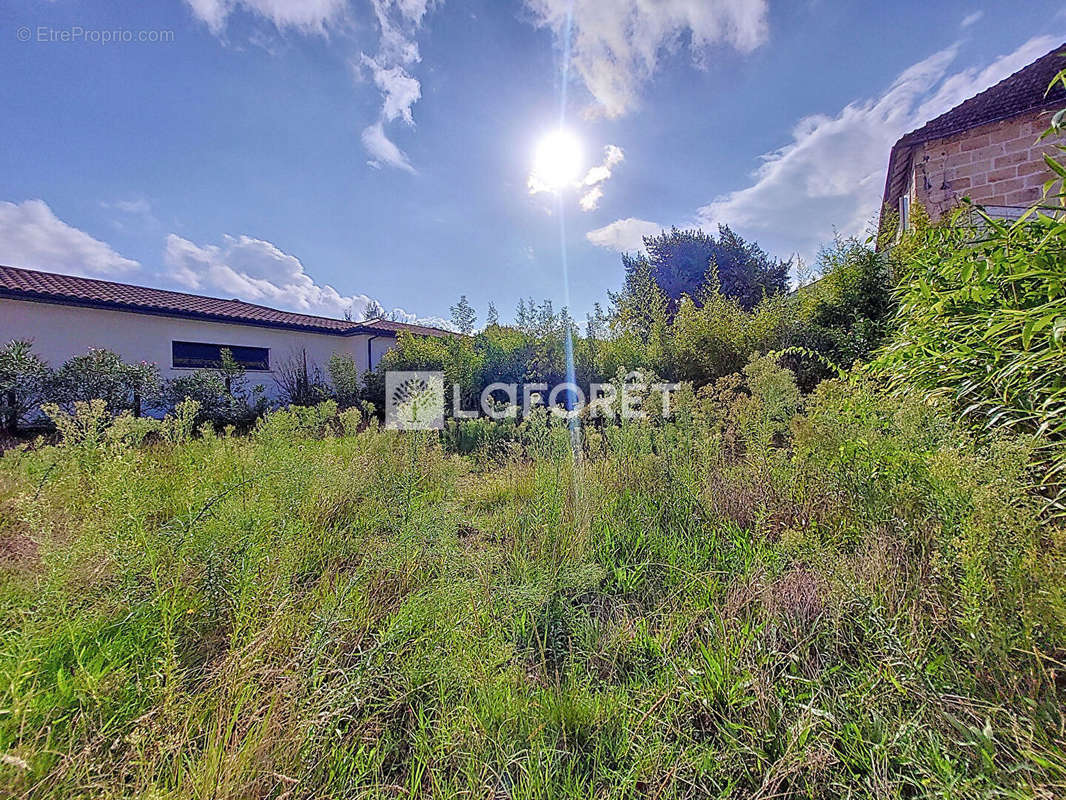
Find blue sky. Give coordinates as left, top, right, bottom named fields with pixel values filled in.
left=0, top=1, right=1063, bottom=327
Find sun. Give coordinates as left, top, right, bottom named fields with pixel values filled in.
left=531, top=128, right=584, bottom=192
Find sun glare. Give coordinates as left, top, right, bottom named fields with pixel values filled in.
left=531, top=128, right=584, bottom=192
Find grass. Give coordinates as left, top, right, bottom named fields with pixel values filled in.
left=0, top=368, right=1064, bottom=799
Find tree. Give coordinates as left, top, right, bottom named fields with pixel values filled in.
left=362, top=299, right=385, bottom=321
left=585, top=303, right=608, bottom=342
left=486, top=302, right=499, bottom=327
left=641, top=227, right=716, bottom=309
left=609, top=252, right=669, bottom=341
left=635, top=226, right=790, bottom=312
left=450, top=295, right=477, bottom=335
left=515, top=297, right=537, bottom=332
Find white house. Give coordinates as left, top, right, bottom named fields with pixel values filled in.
left=0, top=264, right=452, bottom=398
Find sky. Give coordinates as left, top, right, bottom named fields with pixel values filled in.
left=0, top=1, right=1063, bottom=328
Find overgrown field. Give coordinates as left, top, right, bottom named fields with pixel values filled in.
left=1, top=364, right=1065, bottom=798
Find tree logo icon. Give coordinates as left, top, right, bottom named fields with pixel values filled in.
left=386, top=371, right=445, bottom=430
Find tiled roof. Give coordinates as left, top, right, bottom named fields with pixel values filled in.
left=881, top=42, right=1066, bottom=222
left=898, top=45, right=1066, bottom=149
left=0, top=264, right=455, bottom=338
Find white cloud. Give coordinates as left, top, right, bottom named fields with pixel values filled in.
left=586, top=217, right=662, bottom=252
left=697, top=35, right=1062, bottom=264
left=163, top=232, right=440, bottom=324
left=361, top=54, right=422, bottom=124
left=579, top=186, right=604, bottom=211
left=357, top=0, right=436, bottom=171
left=529, top=142, right=625, bottom=210
left=361, top=120, right=416, bottom=173
left=583, top=144, right=624, bottom=186
left=383, top=308, right=453, bottom=329
left=578, top=144, right=624, bottom=210
left=182, top=0, right=434, bottom=173
left=0, top=200, right=140, bottom=277
left=912, top=36, right=1059, bottom=125
left=370, top=0, right=429, bottom=62
left=183, top=0, right=347, bottom=35
left=107, top=198, right=152, bottom=216
left=523, top=0, right=769, bottom=117
left=960, top=11, right=984, bottom=28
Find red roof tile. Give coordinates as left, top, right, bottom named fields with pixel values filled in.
left=0, top=264, right=455, bottom=338
left=881, top=42, right=1066, bottom=222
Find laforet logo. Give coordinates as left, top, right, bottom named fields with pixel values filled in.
left=385, top=371, right=445, bottom=430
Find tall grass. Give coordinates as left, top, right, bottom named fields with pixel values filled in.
left=0, top=364, right=1064, bottom=798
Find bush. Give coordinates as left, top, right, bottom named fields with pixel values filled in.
left=441, top=415, right=520, bottom=457
left=873, top=208, right=1066, bottom=507
left=273, top=348, right=331, bottom=407
left=671, top=291, right=795, bottom=384
left=786, top=237, right=894, bottom=387
left=0, top=339, right=51, bottom=432
left=50, top=347, right=160, bottom=416
left=161, top=348, right=266, bottom=429
left=327, top=352, right=361, bottom=409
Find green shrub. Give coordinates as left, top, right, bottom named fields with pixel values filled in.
left=161, top=348, right=267, bottom=429
left=327, top=351, right=361, bottom=409
left=49, top=347, right=159, bottom=416
left=0, top=339, right=51, bottom=432
left=874, top=208, right=1066, bottom=507
left=671, top=291, right=795, bottom=385
left=1039, top=65, right=1066, bottom=204
left=252, top=400, right=340, bottom=441
left=787, top=237, right=894, bottom=387
left=441, top=415, right=520, bottom=457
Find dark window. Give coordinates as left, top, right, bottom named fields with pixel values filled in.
left=172, top=341, right=270, bottom=371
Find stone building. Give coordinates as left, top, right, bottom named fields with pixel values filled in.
left=881, top=42, right=1065, bottom=233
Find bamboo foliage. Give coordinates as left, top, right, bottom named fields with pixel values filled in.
left=874, top=208, right=1066, bottom=504
left=1038, top=66, right=1066, bottom=204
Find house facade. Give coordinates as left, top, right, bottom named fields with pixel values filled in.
left=0, top=265, right=451, bottom=399
left=882, top=42, right=1065, bottom=232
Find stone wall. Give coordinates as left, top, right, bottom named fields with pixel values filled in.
left=909, top=108, right=1061, bottom=219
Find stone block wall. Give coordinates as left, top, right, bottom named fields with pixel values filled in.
left=909, top=109, right=1061, bottom=219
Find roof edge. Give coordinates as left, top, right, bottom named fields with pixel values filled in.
left=0, top=288, right=401, bottom=338
left=883, top=99, right=1064, bottom=215
left=894, top=95, right=1063, bottom=152
left=0, top=264, right=457, bottom=339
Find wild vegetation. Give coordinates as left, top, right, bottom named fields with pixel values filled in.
left=2, top=361, right=1065, bottom=798
left=361, top=230, right=891, bottom=414
left=0, top=65, right=1064, bottom=800
left=874, top=207, right=1066, bottom=505
left=0, top=229, right=886, bottom=436
left=1, top=207, right=1065, bottom=797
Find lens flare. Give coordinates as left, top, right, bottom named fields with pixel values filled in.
left=531, top=128, right=584, bottom=191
